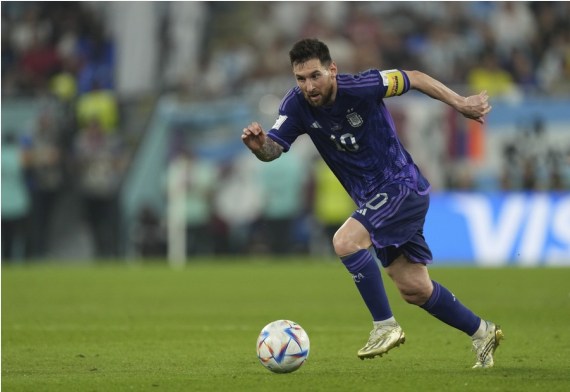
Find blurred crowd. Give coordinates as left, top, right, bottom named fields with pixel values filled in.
left=2, top=2, right=569, bottom=261
left=196, top=2, right=570, bottom=98
left=2, top=2, right=125, bottom=260
left=3, top=2, right=570, bottom=98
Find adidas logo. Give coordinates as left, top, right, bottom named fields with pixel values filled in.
left=310, top=121, right=322, bottom=129
left=356, top=208, right=368, bottom=216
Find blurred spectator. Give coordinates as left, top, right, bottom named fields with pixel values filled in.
left=132, top=205, right=166, bottom=258
left=500, top=143, right=522, bottom=190
left=74, top=118, right=125, bottom=258
left=7, top=4, right=52, bottom=54
left=213, top=154, right=263, bottom=254
left=299, top=5, right=355, bottom=72
left=419, top=24, right=466, bottom=84
left=76, top=81, right=119, bottom=133
left=19, top=30, right=62, bottom=94
left=467, top=49, right=518, bottom=97
left=162, top=1, right=207, bottom=91
left=2, top=18, right=18, bottom=94
left=507, top=48, right=539, bottom=95
left=343, top=5, right=383, bottom=71
left=499, top=116, right=566, bottom=191
left=251, top=35, right=291, bottom=80
left=201, top=37, right=257, bottom=97
left=344, top=3, right=382, bottom=48
left=185, top=155, right=218, bottom=256
left=489, top=2, right=537, bottom=58
left=25, top=110, right=65, bottom=258
left=75, top=20, right=115, bottom=94
left=50, top=65, right=78, bottom=103
left=251, top=150, right=309, bottom=255
left=311, top=159, right=355, bottom=255
left=173, top=150, right=219, bottom=256
left=2, top=132, right=31, bottom=261
left=537, top=29, right=570, bottom=95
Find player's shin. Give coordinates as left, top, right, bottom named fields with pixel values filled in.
left=341, top=249, right=393, bottom=321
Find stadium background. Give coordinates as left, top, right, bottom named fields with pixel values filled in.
left=2, top=1, right=569, bottom=266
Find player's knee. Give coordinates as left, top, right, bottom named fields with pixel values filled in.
left=332, top=230, right=359, bottom=257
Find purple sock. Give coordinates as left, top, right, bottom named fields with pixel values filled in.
left=341, top=249, right=393, bottom=321
left=420, top=280, right=481, bottom=335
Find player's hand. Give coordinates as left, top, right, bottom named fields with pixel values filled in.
left=461, top=91, right=492, bottom=124
left=241, top=122, right=266, bottom=152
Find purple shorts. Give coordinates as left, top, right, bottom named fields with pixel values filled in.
left=351, top=184, right=433, bottom=267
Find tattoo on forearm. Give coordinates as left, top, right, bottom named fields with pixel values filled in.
left=255, top=139, right=283, bottom=162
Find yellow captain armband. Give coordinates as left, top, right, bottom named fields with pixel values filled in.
left=380, top=69, right=408, bottom=97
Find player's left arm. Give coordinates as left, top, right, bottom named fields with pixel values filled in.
left=405, top=70, right=492, bottom=124
left=242, top=122, right=284, bottom=162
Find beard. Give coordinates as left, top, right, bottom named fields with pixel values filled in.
left=304, top=85, right=334, bottom=107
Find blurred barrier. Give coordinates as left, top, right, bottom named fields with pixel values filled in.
left=425, top=192, right=570, bottom=266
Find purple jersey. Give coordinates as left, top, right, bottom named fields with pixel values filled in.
left=267, top=69, right=430, bottom=208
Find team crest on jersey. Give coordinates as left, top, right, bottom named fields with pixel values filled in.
left=346, top=111, right=363, bottom=127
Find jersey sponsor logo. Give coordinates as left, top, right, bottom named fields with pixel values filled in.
left=346, top=111, right=363, bottom=127
left=272, top=115, right=288, bottom=130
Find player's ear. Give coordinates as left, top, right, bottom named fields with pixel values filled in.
left=329, top=62, right=338, bottom=78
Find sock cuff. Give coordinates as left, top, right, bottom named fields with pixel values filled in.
left=341, top=249, right=374, bottom=274
left=420, top=280, right=441, bottom=311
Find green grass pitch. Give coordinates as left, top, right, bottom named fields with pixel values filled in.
left=2, top=258, right=570, bottom=391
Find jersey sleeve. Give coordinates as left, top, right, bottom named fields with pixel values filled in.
left=378, top=69, right=410, bottom=98
left=267, top=88, right=304, bottom=153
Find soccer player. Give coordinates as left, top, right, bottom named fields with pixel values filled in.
left=242, top=38, right=503, bottom=368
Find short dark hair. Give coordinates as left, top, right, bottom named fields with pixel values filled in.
left=289, top=38, right=332, bottom=67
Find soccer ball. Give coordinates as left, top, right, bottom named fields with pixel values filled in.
left=256, top=319, right=310, bottom=373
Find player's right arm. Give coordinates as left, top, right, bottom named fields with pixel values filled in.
left=241, top=121, right=283, bottom=162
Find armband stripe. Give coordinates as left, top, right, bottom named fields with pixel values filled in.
left=401, top=70, right=410, bottom=94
